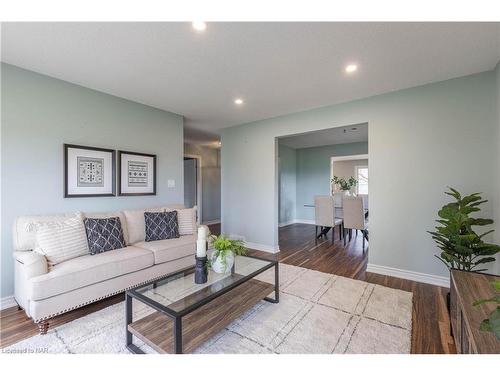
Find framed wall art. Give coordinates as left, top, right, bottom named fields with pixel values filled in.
left=64, top=144, right=116, bottom=198
left=118, top=150, right=157, bottom=196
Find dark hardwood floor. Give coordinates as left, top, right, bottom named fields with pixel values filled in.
left=0, top=222, right=455, bottom=353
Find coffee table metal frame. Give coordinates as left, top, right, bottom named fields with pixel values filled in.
left=125, top=254, right=279, bottom=354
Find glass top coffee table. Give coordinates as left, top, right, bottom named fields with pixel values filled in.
left=125, top=254, right=279, bottom=354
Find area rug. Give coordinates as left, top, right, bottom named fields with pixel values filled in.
left=4, top=264, right=413, bottom=354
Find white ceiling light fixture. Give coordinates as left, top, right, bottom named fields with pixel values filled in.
left=234, top=98, right=244, bottom=105
left=345, top=64, right=358, bottom=73
left=192, top=22, right=207, bottom=32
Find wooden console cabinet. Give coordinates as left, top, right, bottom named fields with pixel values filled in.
left=450, top=270, right=500, bottom=353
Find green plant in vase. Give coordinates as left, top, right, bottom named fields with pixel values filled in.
left=209, top=235, right=247, bottom=274
left=428, top=187, right=500, bottom=272
left=331, top=176, right=358, bottom=194
left=473, top=280, right=500, bottom=341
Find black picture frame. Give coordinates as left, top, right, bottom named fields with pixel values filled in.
left=64, top=143, right=116, bottom=198
left=118, top=150, right=157, bottom=196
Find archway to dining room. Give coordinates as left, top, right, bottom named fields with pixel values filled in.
left=275, top=123, right=370, bottom=279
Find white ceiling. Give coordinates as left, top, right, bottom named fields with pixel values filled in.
left=2, top=22, right=499, bottom=144
left=279, top=123, right=368, bottom=149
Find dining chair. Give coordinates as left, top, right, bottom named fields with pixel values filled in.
left=359, top=194, right=368, bottom=211
left=342, top=195, right=369, bottom=251
left=314, top=195, right=343, bottom=244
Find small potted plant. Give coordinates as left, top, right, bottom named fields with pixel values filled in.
left=209, top=235, right=247, bottom=274
left=331, top=176, right=358, bottom=195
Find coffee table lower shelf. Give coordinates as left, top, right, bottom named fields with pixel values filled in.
left=127, top=278, right=274, bottom=354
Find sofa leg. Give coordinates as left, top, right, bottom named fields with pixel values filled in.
left=38, top=320, right=49, bottom=335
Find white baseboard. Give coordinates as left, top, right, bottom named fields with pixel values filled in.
left=245, top=241, right=280, bottom=254
left=228, top=234, right=280, bottom=253
left=278, top=220, right=296, bottom=227
left=279, top=219, right=315, bottom=227
left=366, top=264, right=450, bottom=288
left=295, top=219, right=315, bottom=225
left=203, top=220, right=221, bottom=225
left=1, top=295, right=17, bottom=310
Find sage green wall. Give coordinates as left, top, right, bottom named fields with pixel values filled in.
left=496, top=62, right=500, bottom=275
left=295, top=142, right=368, bottom=221
left=221, top=71, right=498, bottom=277
left=184, top=143, right=221, bottom=223
left=1, top=64, right=185, bottom=298
left=278, top=144, right=297, bottom=224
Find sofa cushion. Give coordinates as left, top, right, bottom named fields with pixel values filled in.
left=84, top=217, right=126, bottom=255
left=145, top=211, right=179, bottom=242
left=29, top=246, right=154, bottom=300
left=134, top=234, right=196, bottom=264
left=123, top=207, right=164, bottom=244
left=34, top=213, right=89, bottom=267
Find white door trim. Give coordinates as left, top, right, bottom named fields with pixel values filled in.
left=184, top=154, right=202, bottom=224
left=330, top=154, right=369, bottom=163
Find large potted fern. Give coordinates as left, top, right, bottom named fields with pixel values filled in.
left=429, top=187, right=500, bottom=310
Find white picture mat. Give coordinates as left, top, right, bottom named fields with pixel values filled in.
left=67, top=147, right=114, bottom=195
left=120, top=153, right=155, bottom=194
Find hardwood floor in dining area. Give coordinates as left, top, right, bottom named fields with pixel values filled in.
left=0, top=222, right=455, bottom=354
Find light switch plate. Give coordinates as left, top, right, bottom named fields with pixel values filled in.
left=167, top=179, right=175, bottom=188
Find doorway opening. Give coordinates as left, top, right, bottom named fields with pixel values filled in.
left=275, top=123, right=369, bottom=278
left=184, top=154, right=202, bottom=224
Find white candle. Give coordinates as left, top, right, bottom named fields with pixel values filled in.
left=196, top=239, right=206, bottom=258
left=198, top=226, right=208, bottom=240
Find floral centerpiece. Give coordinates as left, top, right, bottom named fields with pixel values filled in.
left=331, top=175, right=358, bottom=195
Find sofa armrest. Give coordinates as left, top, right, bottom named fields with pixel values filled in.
left=13, top=251, right=48, bottom=279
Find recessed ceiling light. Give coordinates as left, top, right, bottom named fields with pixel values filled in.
left=192, top=21, right=207, bottom=32
left=345, top=64, right=358, bottom=73
left=234, top=98, right=244, bottom=105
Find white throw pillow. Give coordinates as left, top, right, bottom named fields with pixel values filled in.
left=122, top=207, right=164, bottom=244
left=175, top=208, right=197, bottom=235
left=34, top=213, right=89, bottom=267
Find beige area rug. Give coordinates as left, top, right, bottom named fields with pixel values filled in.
left=4, top=264, right=413, bottom=354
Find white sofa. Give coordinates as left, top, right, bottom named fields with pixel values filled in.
left=12, top=204, right=202, bottom=334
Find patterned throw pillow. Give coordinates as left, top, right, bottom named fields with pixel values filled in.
left=84, top=217, right=126, bottom=255
left=144, top=211, right=179, bottom=242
